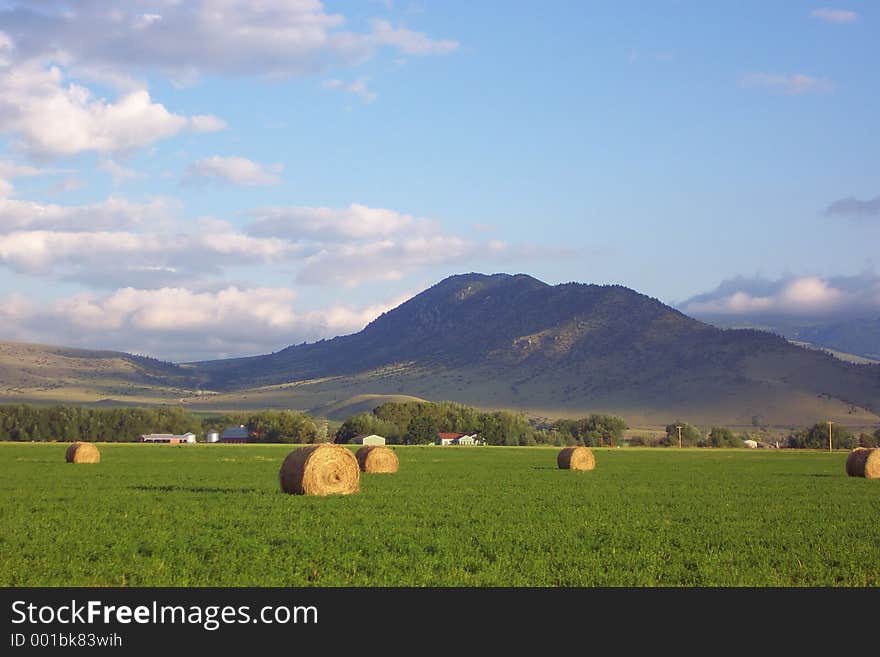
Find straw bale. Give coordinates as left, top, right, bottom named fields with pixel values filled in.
left=846, top=447, right=880, bottom=479
left=355, top=445, right=399, bottom=473
left=65, top=441, right=100, bottom=464
left=279, top=443, right=360, bottom=495
left=557, top=446, right=595, bottom=470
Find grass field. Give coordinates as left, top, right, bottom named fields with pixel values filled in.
left=1, top=442, right=878, bottom=587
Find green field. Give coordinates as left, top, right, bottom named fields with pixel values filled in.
left=1, top=442, right=878, bottom=587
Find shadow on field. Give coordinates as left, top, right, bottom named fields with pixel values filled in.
left=130, top=484, right=258, bottom=494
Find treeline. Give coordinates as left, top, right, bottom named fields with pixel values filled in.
left=0, top=405, right=325, bottom=444
left=334, top=401, right=628, bottom=446
left=2, top=403, right=877, bottom=449
left=202, top=410, right=328, bottom=444
left=628, top=420, right=880, bottom=449
left=784, top=423, right=878, bottom=450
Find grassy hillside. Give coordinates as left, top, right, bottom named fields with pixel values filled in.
left=0, top=340, right=202, bottom=405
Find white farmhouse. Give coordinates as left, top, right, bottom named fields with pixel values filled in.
left=436, top=432, right=481, bottom=445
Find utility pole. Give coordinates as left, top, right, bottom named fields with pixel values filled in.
left=827, top=420, right=833, bottom=452
left=676, top=425, right=683, bottom=449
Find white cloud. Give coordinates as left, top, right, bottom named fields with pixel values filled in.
left=0, top=196, right=178, bottom=234
left=370, top=19, right=458, bottom=55
left=824, top=195, right=880, bottom=217
left=0, top=228, right=295, bottom=282
left=296, top=235, right=486, bottom=286
left=188, top=115, right=228, bottom=133
left=0, top=2, right=458, bottom=81
left=0, top=63, right=225, bottom=158
left=322, top=77, right=377, bottom=103
left=248, top=203, right=431, bottom=240
left=184, top=156, right=282, bottom=186
left=0, top=286, right=406, bottom=361
left=810, top=8, right=858, bottom=23
left=739, top=72, right=834, bottom=95
left=246, top=203, right=568, bottom=286
left=681, top=273, right=880, bottom=318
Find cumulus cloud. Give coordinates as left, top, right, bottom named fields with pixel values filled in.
left=824, top=195, right=880, bottom=218
left=0, top=195, right=178, bottom=233
left=184, top=156, right=282, bottom=187
left=739, top=72, right=834, bottom=95
left=0, top=228, right=294, bottom=281
left=247, top=203, right=433, bottom=241
left=296, top=235, right=481, bottom=286
left=680, top=273, right=880, bottom=319
left=0, top=191, right=293, bottom=284
left=0, top=1, right=458, bottom=81
left=810, top=8, right=858, bottom=23
left=244, top=203, right=569, bottom=287
left=0, top=286, right=406, bottom=361
left=0, top=63, right=224, bottom=158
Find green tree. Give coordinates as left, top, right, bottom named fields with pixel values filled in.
left=663, top=421, right=701, bottom=447
left=707, top=426, right=742, bottom=448
left=406, top=415, right=438, bottom=445
left=786, top=423, right=856, bottom=449
left=859, top=430, right=880, bottom=448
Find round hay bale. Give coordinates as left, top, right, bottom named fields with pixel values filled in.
left=65, top=441, right=100, bottom=464
left=557, top=446, right=595, bottom=471
left=355, top=445, right=399, bottom=473
left=279, top=443, right=360, bottom=495
left=845, top=447, right=880, bottom=479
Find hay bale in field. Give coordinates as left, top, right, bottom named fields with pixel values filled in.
left=65, top=441, right=100, bottom=464
left=845, top=447, right=880, bottom=479
left=355, top=445, right=399, bottom=473
left=279, top=443, right=360, bottom=495
left=557, top=446, right=595, bottom=471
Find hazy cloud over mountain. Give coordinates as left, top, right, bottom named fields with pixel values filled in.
left=680, top=273, right=880, bottom=319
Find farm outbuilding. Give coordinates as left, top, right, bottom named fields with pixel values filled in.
left=352, top=434, right=386, bottom=446
left=743, top=439, right=758, bottom=449
left=139, top=432, right=196, bottom=444
left=220, top=426, right=249, bottom=443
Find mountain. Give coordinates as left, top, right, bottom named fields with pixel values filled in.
left=2, top=273, right=879, bottom=427
left=188, top=273, right=880, bottom=427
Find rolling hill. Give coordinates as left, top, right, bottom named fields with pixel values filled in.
left=0, top=341, right=202, bottom=405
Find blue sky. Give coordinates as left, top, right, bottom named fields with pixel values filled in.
left=0, top=1, right=877, bottom=360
